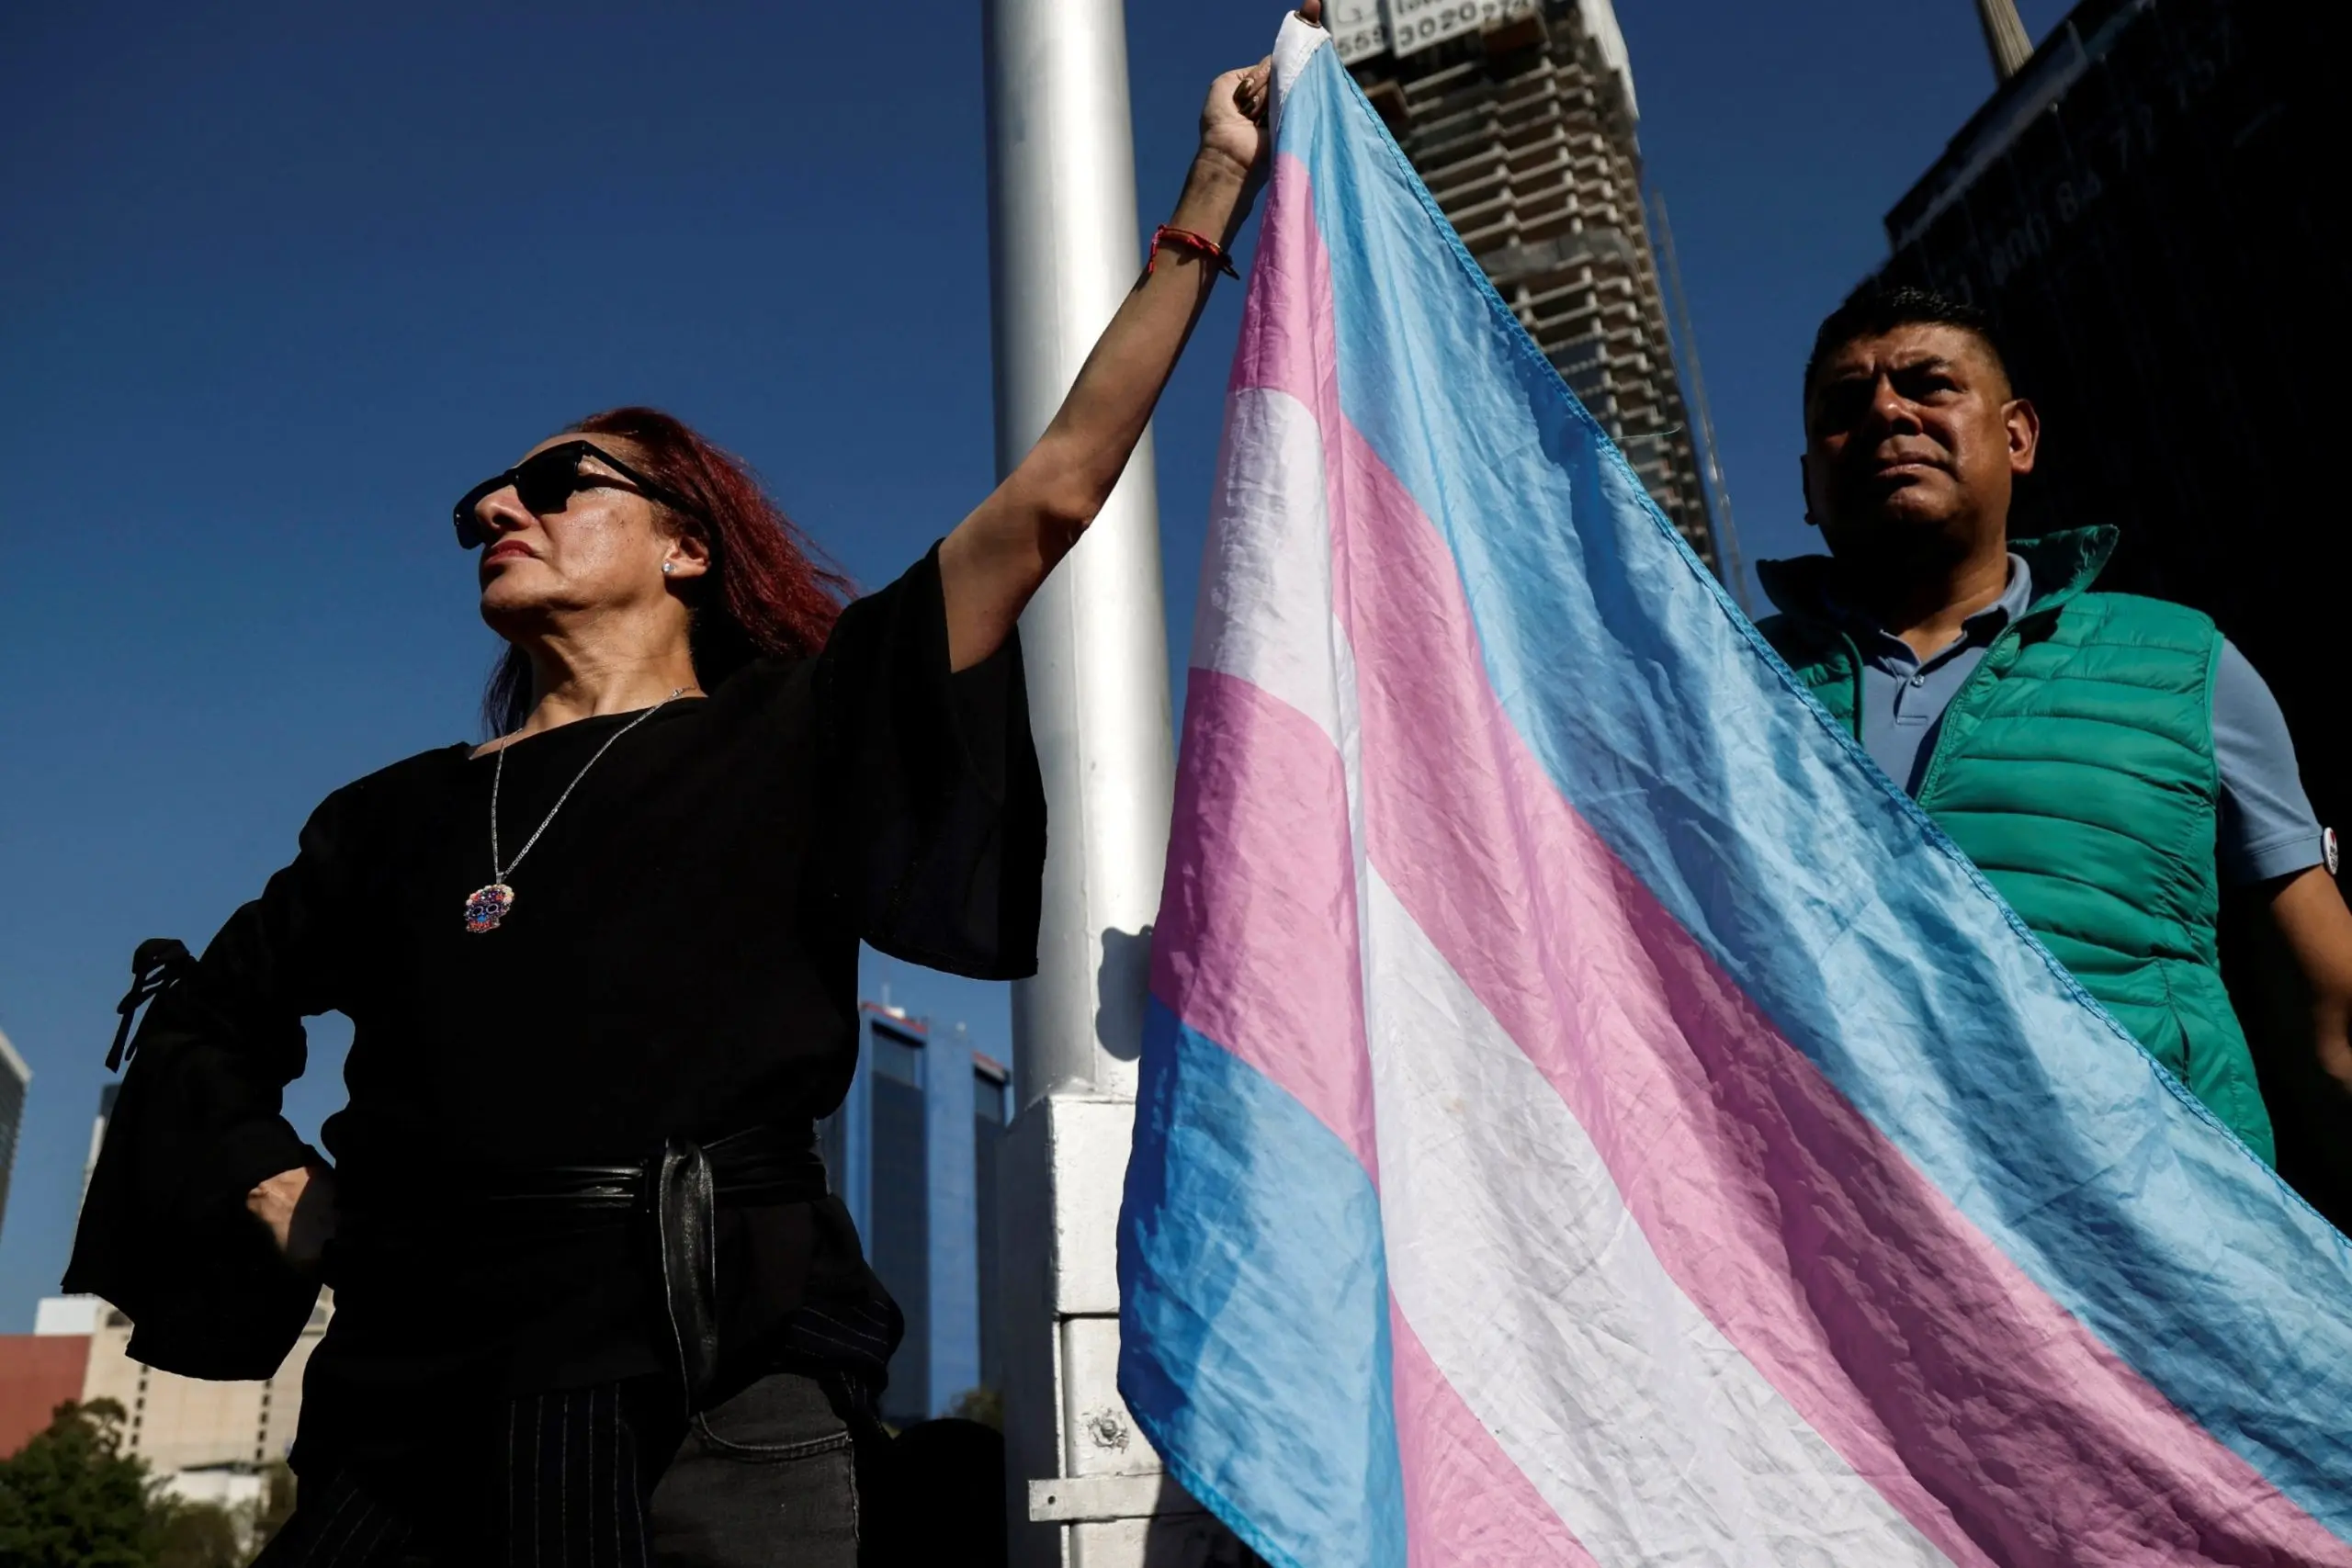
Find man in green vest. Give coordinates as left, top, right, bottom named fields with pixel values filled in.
left=1757, top=284, right=2352, bottom=1164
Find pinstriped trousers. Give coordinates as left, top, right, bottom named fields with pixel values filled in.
left=254, top=1384, right=654, bottom=1568
left=253, top=1375, right=859, bottom=1567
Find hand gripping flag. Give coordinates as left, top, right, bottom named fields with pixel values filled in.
left=1117, top=16, right=2352, bottom=1567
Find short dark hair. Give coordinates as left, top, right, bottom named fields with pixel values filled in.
left=1804, top=283, right=2013, bottom=404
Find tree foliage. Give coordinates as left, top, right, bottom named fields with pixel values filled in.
left=0, top=1400, right=155, bottom=1568
left=147, top=1495, right=244, bottom=1568
left=250, top=1462, right=297, bottom=1552
left=0, top=1400, right=275, bottom=1568
left=945, top=1384, right=1004, bottom=1431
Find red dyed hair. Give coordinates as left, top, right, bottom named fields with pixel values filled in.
left=483, top=407, right=854, bottom=734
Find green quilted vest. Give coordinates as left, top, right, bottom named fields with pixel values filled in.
left=1757, top=527, right=2275, bottom=1162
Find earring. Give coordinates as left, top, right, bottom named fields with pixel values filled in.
left=662, top=561, right=675, bottom=576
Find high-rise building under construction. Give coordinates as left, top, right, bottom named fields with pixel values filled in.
left=1334, top=0, right=1731, bottom=579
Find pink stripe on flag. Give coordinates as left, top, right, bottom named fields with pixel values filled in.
left=1154, top=667, right=1378, bottom=1173
left=1389, top=1301, right=1600, bottom=1568
left=1232, top=147, right=2351, bottom=1566
left=1234, top=155, right=1339, bottom=420
left=1232, top=157, right=1340, bottom=411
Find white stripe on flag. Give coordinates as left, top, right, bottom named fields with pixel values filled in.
left=1196, top=383, right=1956, bottom=1565
left=1194, top=388, right=1358, bottom=751
left=1361, top=866, right=1954, bottom=1567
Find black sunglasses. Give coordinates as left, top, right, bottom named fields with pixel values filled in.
left=452, top=440, right=703, bottom=549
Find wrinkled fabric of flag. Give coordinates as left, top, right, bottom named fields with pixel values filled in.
left=1115, top=16, right=2352, bottom=1568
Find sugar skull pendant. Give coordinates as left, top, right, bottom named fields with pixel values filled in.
left=464, top=883, right=515, bottom=933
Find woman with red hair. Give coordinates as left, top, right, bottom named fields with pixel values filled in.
left=68, top=23, right=1306, bottom=1563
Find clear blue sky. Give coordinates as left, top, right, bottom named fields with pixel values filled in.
left=0, top=0, right=2069, bottom=1329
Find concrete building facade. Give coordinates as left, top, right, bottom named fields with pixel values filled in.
left=76, top=1292, right=334, bottom=1474
left=1335, top=0, right=1729, bottom=574
left=0, top=1330, right=88, bottom=1458
left=6, top=1288, right=330, bottom=1478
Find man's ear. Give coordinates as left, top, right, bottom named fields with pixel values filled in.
left=1799, top=452, right=1819, bottom=529
left=2005, top=396, right=2041, bottom=477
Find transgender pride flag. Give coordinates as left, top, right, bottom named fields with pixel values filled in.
left=1116, top=16, right=2352, bottom=1567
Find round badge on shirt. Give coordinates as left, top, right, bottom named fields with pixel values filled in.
left=2327, top=826, right=2340, bottom=877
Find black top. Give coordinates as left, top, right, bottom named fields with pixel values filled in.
left=67, top=547, right=1046, bottom=1500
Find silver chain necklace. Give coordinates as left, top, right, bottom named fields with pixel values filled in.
left=462, top=689, right=686, bottom=933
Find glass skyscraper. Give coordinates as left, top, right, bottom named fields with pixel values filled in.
left=819, top=1003, right=1011, bottom=1426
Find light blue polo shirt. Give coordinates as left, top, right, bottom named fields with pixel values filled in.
left=1819, top=556, right=2325, bottom=886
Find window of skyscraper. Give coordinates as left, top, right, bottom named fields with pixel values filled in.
left=871, top=1023, right=924, bottom=1088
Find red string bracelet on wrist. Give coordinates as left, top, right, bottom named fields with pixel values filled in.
left=1148, top=224, right=1240, bottom=280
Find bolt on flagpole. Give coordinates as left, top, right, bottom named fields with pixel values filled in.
left=981, top=0, right=1190, bottom=1562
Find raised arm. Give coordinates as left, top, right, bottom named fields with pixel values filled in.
left=938, top=4, right=1321, bottom=671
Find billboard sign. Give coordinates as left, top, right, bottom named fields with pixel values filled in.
left=1328, top=0, right=1390, bottom=63
left=1387, top=0, right=1540, bottom=58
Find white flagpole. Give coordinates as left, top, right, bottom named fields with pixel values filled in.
left=981, top=2, right=1209, bottom=1562
left=986, top=0, right=1170, bottom=1118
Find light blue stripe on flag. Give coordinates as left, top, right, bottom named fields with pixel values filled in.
left=1119, top=1001, right=1407, bottom=1568
left=1282, top=39, right=2352, bottom=1530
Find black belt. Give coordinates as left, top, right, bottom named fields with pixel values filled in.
left=481, top=1125, right=828, bottom=1406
